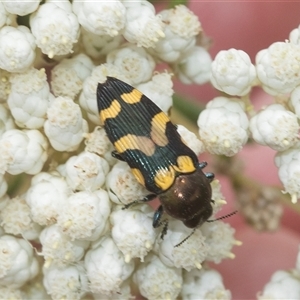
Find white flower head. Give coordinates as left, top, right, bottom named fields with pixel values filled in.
left=175, top=46, right=212, bottom=85
left=275, top=147, right=300, bottom=204
left=0, top=104, right=15, bottom=137
left=106, top=161, right=149, bottom=206
left=57, top=189, right=111, bottom=241
left=211, top=48, right=256, bottom=96
left=0, top=69, right=10, bottom=103
left=73, top=0, right=126, bottom=36
left=65, top=152, right=109, bottom=192
left=40, top=224, right=90, bottom=268
left=122, top=0, right=164, bottom=48
left=26, top=172, right=70, bottom=226
left=198, top=97, right=249, bottom=156
left=150, top=5, right=201, bottom=63
left=8, top=68, right=50, bottom=129
left=106, top=43, right=155, bottom=85
left=43, top=263, right=89, bottom=300
left=201, top=221, right=236, bottom=263
left=177, top=124, right=205, bottom=156
left=85, top=236, right=135, bottom=295
left=110, top=204, right=157, bottom=262
left=44, top=96, right=88, bottom=152
left=0, top=2, right=16, bottom=28
left=0, top=195, right=42, bottom=240
left=2, top=0, right=40, bottom=16
left=155, top=220, right=208, bottom=271
left=136, top=72, right=174, bottom=113
left=133, top=253, right=183, bottom=300
left=0, top=129, right=48, bottom=175
left=0, top=235, right=39, bottom=288
left=181, top=268, right=231, bottom=300
left=0, top=26, right=36, bottom=72
left=51, top=53, right=94, bottom=99
left=79, top=63, right=129, bottom=124
left=81, top=28, right=123, bottom=60
left=250, top=104, right=299, bottom=151
left=30, top=1, right=79, bottom=58
left=256, top=41, right=300, bottom=95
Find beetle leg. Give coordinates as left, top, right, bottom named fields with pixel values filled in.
left=111, top=150, right=124, bottom=161
left=122, top=193, right=157, bottom=210
left=205, top=172, right=214, bottom=182
left=198, top=161, right=208, bottom=169
left=153, top=205, right=169, bottom=239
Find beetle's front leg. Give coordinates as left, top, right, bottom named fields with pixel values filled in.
left=153, top=205, right=168, bottom=240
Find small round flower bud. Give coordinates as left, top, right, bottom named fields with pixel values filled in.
left=211, top=48, right=256, bottom=96
left=30, top=2, right=79, bottom=58
left=0, top=104, right=15, bottom=137
left=256, top=42, right=300, bottom=95
left=197, top=97, right=249, bottom=156
left=0, top=69, right=10, bottom=103
left=0, top=26, right=36, bottom=72
left=85, top=236, right=135, bottom=295
left=106, top=44, right=155, bottom=85
left=289, top=25, right=300, bottom=45
left=250, top=104, right=299, bottom=151
left=3, top=0, right=39, bottom=16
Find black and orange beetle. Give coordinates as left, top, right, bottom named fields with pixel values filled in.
left=97, top=77, right=215, bottom=244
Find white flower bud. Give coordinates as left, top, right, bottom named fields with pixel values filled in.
left=256, top=42, right=300, bottom=95
left=44, top=96, right=88, bottom=152
left=258, top=270, right=300, bottom=300
left=211, top=48, right=256, bottom=96
left=275, top=148, right=300, bottom=204
left=0, top=104, right=15, bottom=137
left=250, top=104, right=299, bottom=151
left=155, top=220, right=208, bottom=271
left=8, top=68, right=50, bottom=128
left=30, top=2, right=79, bottom=58
left=0, top=235, right=39, bottom=288
left=57, top=190, right=111, bottom=241
left=26, top=172, right=69, bottom=226
left=81, top=28, right=123, bottom=60
left=65, top=152, right=109, bottom=191
left=151, top=5, right=200, bottom=63
left=290, top=85, right=300, bottom=117
left=177, top=125, right=205, bottom=156
left=106, top=161, right=148, bottom=206
left=0, top=129, right=48, bottom=175
left=289, top=25, right=300, bottom=45
left=73, top=0, right=126, bottom=36
left=122, top=0, right=164, bottom=48
left=40, top=224, right=90, bottom=268
left=136, top=72, right=173, bottom=113
left=85, top=236, right=135, bottom=295
left=111, top=204, right=157, bottom=262
left=51, top=53, right=94, bottom=99
left=0, top=287, right=25, bottom=299
left=92, top=280, right=133, bottom=300
left=175, top=46, right=212, bottom=85
left=198, top=97, right=249, bottom=156
left=79, top=63, right=129, bottom=124
left=43, top=263, right=89, bottom=300
left=107, top=44, right=155, bottom=85
left=133, top=253, right=183, bottom=300
left=0, top=195, right=42, bottom=240
left=181, top=268, right=231, bottom=300
left=3, top=0, right=40, bottom=16
left=0, top=26, right=36, bottom=72
left=0, top=2, right=14, bottom=29
left=210, top=179, right=227, bottom=215
left=201, top=221, right=236, bottom=263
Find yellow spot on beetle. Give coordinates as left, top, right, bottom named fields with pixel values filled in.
left=100, top=99, right=121, bottom=123
left=174, top=156, right=196, bottom=173
left=151, top=112, right=169, bottom=146
left=114, top=134, right=156, bottom=156
left=121, top=89, right=143, bottom=104
left=154, top=167, right=175, bottom=190
left=131, top=168, right=145, bottom=186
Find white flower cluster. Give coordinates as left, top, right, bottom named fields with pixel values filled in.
left=201, top=25, right=300, bottom=204
left=258, top=245, right=300, bottom=299
left=0, top=1, right=237, bottom=299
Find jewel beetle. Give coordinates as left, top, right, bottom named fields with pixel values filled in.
left=97, top=77, right=215, bottom=243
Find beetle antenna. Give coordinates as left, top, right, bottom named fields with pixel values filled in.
left=174, top=228, right=196, bottom=248
left=207, top=210, right=237, bottom=222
